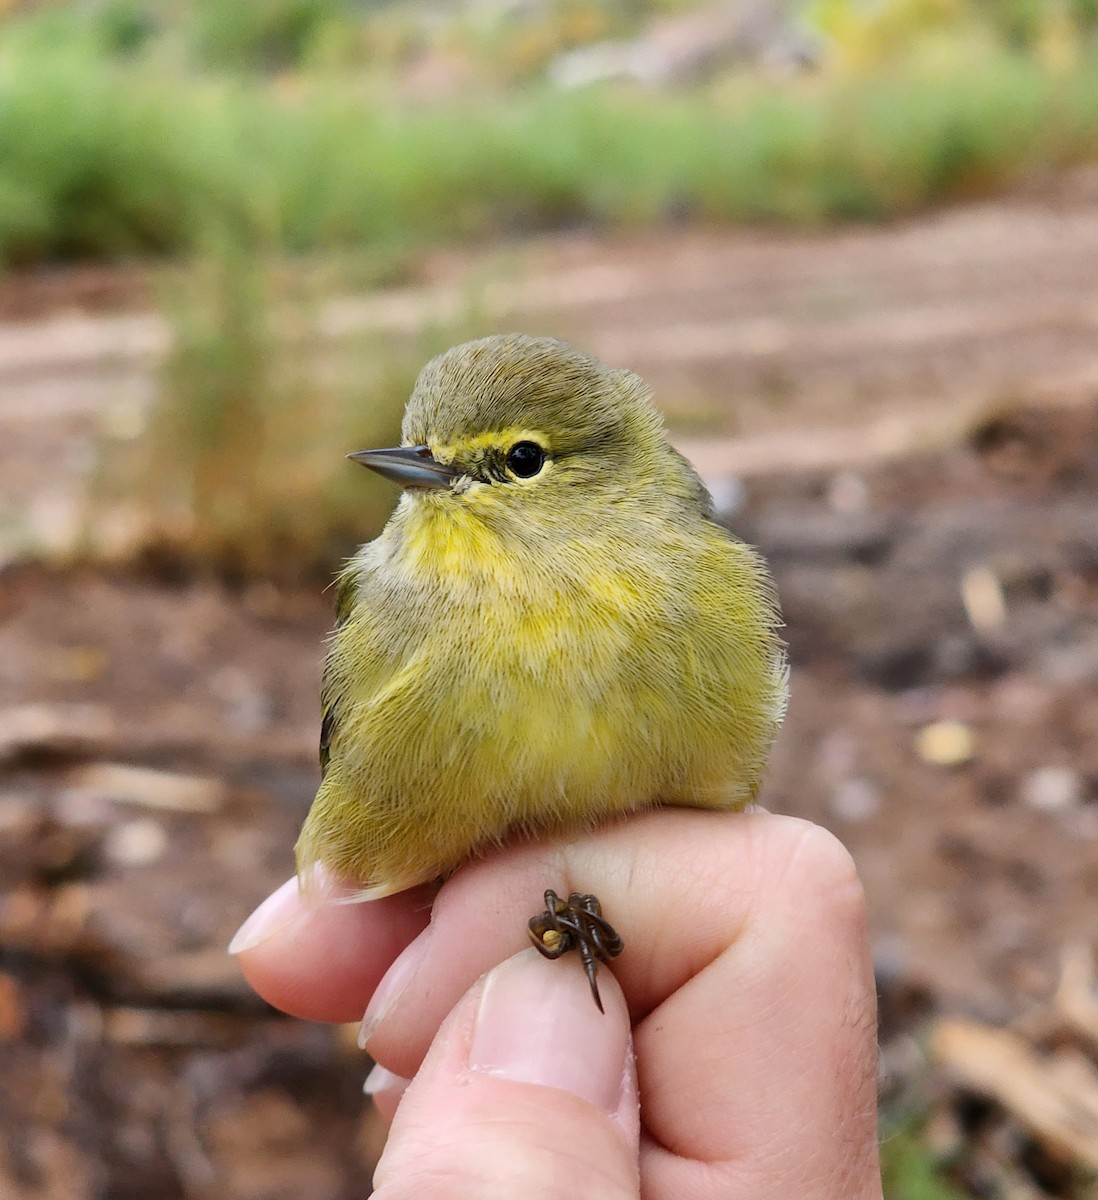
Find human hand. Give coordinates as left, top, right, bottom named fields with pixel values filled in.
left=231, top=809, right=882, bottom=1199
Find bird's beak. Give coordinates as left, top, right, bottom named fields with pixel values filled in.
left=347, top=445, right=460, bottom=490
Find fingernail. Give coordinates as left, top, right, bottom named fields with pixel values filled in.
left=228, top=877, right=300, bottom=955
left=469, top=949, right=630, bottom=1115
left=358, top=924, right=433, bottom=1048
left=363, top=1063, right=411, bottom=1099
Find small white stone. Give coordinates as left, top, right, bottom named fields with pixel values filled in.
left=961, top=565, right=1007, bottom=636
left=829, top=777, right=881, bottom=823
left=1019, top=765, right=1083, bottom=812
left=105, top=818, right=168, bottom=867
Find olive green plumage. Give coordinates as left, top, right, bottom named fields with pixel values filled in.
left=296, top=334, right=787, bottom=900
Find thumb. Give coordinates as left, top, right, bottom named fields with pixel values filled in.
left=370, top=949, right=640, bottom=1200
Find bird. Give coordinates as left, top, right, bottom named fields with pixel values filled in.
left=295, top=333, right=787, bottom=974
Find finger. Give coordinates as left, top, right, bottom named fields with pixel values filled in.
left=371, top=949, right=640, bottom=1200
left=360, top=810, right=880, bottom=1193
left=233, top=809, right=768, bottom=1026
left=361, top=809, right=810, bottom=1069
left=230, top=876, right=434, bottom=1022
left=636, top=818, right=881, bottom=1199
left=232, top=806, right=747, bottom=1025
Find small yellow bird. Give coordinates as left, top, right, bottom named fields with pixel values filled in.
left=296, top=334, right=787, bottom=919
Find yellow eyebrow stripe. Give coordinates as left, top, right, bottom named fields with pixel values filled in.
left=435, top=427, right=549, bottom=459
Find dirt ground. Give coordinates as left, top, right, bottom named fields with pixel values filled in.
left=2, top=179, right=1098, bottom=1198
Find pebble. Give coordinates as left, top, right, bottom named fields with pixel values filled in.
left=915, top=720, right=976, bottom=767
left=829, top=776, right=881, bottom=823
left=104, top=819, right=169, bottom=868
left=961, top=565, right=1007, bottom=635
left=1018, top=765, right=1083, bottom=813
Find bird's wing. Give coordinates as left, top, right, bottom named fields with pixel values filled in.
left=318, top=567, right=357, bottom=777
left=666, top=444, right=716, bottom=518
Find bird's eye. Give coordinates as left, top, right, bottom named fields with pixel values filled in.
left=505, top=441, right=546, bottom=478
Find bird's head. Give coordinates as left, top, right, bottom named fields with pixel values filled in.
left=349, top=334, right=703, bottom=525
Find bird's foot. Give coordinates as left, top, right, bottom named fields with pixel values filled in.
left=527, top=889, right=624, bottom=1013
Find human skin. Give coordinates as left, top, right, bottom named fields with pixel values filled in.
left=231, top=809, right=883, bottom=1200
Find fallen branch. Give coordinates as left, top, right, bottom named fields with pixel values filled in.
left=930, top=1016, right=1098, bottom=1172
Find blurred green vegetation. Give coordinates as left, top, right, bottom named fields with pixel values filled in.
left=880, top=1116, right=969, bottom=1200
left=90, top=240, right=482, bottom=580
left=7, top=0, right=1095, bottom=579
left=1, top=1, right=1098, bottom=270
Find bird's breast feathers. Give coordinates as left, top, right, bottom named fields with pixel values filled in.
left=323, top=498, right=783, bottom=803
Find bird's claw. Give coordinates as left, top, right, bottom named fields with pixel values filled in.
left=528, top=889, right=624, bottom=1013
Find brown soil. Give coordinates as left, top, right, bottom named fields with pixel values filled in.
left=3, top=182, right=1098, bottom=1197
